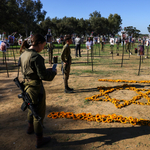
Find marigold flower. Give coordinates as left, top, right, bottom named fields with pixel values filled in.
left=52, top=114, right=58, bottom=119
left=120, top=118, right=127, bottom=124
left=96, top=118, right=101, bottom=122
left=86, top=117, right=93, bottom=121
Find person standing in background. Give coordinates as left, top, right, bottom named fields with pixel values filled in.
left=47, top=35, right=55, bottom=65
left=86, top=37, right=93, bottom=50
left=75, top=35, right=81, bottom=57
left=109, top=36, right=114, bottom=54
left=61, top=35, right=74, bottom=93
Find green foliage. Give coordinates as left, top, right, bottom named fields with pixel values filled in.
left=1, top=0, right=46, bottom=37
left=2, top=1, right=148, bottom=40
left=0, top=0, right=123, bottom=39
left=108, top=14, right=122, bottom=36
left=124, top=26, right=140, bottom=38
left=147, top=25, right=150, bottom=33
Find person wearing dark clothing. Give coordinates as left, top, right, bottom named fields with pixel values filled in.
left=75, top=35, right=81, bottom=57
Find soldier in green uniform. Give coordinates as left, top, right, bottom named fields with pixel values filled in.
left=47, top=35, right=55, bottom=65
left=126, top=35, right=132, bottom=55
left=20, top=34, right=57, bottom=148
left=61, top=35, right=74, bottom=93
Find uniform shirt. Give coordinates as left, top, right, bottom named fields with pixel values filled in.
left=47, top=42, right=54, bottom=51
left=21, top=49, right=56, bottom=81
left=61, top=43, right=71, bottom=63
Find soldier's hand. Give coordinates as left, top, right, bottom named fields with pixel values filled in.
left=47, top=68, right=52, bottom=71
left=55, top=69, right=57, bottom=74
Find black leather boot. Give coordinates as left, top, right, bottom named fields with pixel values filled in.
left=64, top=86, right=73, bottom=93
left=67, top=86, right=74, bottom=91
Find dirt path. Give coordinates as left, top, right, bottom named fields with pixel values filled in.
left=1, top=47, right=150, bottom=150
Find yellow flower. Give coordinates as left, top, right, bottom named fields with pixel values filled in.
left=120, top=118, right=127, bottom=124
left=96, top=117, right=101, bottom=122
left=52, top=114, right=58, bottom=119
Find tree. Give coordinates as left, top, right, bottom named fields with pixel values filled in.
left=0, top=0, right=8, bottom=31
left=77, top=18, right=87, bottom=36
left=0, top=2, right=124, bottom=40
left=108, top=14, right=122, bottom=36
left=84, top=19, right=92, bottom=36
left=62, top=17, right=78, bottom=35
left=124, top=26, right=140, bottom=38
left=0, top=0, right=47, bottom=38
left=18, top=0, right=46, bottom=37
left=98, top=17, right=108, bottom=35
left=89, top=11, right=102, bottom=35
left=51, top=17, right=64, bottom=36
left=89, top=10, right=101, bottom=18
left=147, top=25, right=150, bottom=33
left=39, top=17, right=55, bottom=36
left=0, top=0, right=19, bottom=36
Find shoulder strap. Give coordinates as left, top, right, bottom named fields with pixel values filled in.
left=17, top=56, right=21, bottom=77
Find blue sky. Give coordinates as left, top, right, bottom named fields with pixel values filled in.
left=41, top=0, right=150, bottom=34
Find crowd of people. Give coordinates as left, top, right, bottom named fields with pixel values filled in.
left=108, top=35, right=150, bottom=57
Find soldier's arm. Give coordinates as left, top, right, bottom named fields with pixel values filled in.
left=61, top=46, right=67, bottom=63
left=34, top=55, right=56, bottom=81
left=51, top=42, right=55, bottom=48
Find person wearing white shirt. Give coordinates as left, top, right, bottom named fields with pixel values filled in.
left=145, top=38, right=149, bottom=58
left=110, top=37, right=114, bottom=45
left=86, top=37, right=93, bottom=62
left=56, top=37, right=60, bottom=44
left=75, top=35, right=81, bottom=57
left=86, top=37, right=93, bottom=50
left=110, top=37, right=114, bottom=54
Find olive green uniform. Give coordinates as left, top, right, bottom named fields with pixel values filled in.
left=61, top=43, right=71, bottom=89
left=126, top=42, right=131, bottom=53
left=20, top=49, right=56, bottom=134
left=47, top=42, right=55, bottom=64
